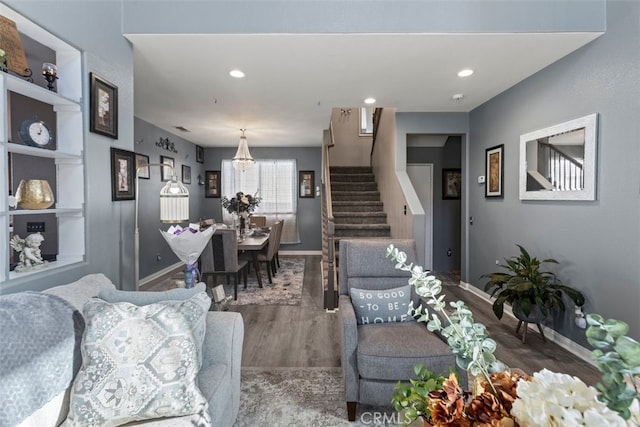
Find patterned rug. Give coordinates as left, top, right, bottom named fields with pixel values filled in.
left=223, top=257, right=305, bottom=306
left=235, top=367, right=398, bottom=427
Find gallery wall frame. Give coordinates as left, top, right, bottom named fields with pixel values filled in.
left=299, top=170, right=315, bottom=198
left=135, top=153, right=149, bottom=179
left=160, top=155, right=174, bottom=182
left=205, top=170, right=220, bottom=198
left=196, top=145, right=204, bottom=163
left=485, top=144, right=504, bottom=198
left=110, top=147, right=135, bottom=201
left=442, top=168, right=462, bottom=200
left=182, top=165, right=191, bottom=185
left=89, top=72, right=118, bottom=139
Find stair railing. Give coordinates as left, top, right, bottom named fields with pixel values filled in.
left=370, top=107, right=382, bottom=159
left=539, top=142, right=584, bottom=191
left=322, top=123, right=337, bottom=310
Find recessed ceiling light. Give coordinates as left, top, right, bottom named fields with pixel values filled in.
left=364, top=97, right=376, bottom=104
left=229, top=69, right=245, bottom=78
left=452, top=93, right=464, bottom=101
left=457, top=69, right=474, bottom=77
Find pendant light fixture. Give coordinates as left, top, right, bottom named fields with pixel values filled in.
left=232, top=128, right=255, bottom=172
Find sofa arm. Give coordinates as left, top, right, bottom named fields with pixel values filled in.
left=338, top=295, right=359, bottom=402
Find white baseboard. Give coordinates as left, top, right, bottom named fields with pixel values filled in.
left=280, top=250, right=322, bottom=256
left=459, top=281, right=595, bottom=367
left=139, top=262, right=182, bottom=287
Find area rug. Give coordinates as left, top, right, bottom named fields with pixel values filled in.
left=224, top=257, right=305, bottom=306
left=236, top=367, right=398, bottom=427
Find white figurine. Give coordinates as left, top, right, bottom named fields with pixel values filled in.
left=10, top=233, right=47, bottom=272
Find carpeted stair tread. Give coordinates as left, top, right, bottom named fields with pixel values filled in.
left=330, top=173, right=375, bottom=182
left=329, top=166, right=372, bottom=174
left=331, top=182, right=378, bottom=191
left=331, top=191, right=380, bottom=201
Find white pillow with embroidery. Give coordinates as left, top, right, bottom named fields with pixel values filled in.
left=64, top=292, right=211, bottom=426
left=350, top=285, right=413, bottom=325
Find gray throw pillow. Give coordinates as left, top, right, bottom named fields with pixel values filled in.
left=98, top=282, right=206, bottom=305
left=64, top=293, right=212, bottom=426
left=350, top=285, right=413, bottom=325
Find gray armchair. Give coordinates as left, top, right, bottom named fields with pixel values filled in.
left=338, top=238, right=463, bottom=421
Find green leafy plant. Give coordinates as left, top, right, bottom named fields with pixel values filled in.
left=391, top=364, right=448, bottom=422
left=483, top=244, right=585, bottom=320
left=586, top=313, right=640, bottom=421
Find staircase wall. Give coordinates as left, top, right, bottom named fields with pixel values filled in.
left=328, top=108, right=372, bottom=167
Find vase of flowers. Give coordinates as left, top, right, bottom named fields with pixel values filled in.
left=221, top=192, right=261, bottom=235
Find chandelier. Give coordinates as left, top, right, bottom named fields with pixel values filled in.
left=232, top=129, right=255, bottom=172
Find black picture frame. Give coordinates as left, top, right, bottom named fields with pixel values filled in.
left=442, top=168, right=462, bottom=200
left=196, top=145, right=204, bottom=163
left=160, top=155, right=174, bottom=181
left=110, top=147, right=135, bottom=201
left=135, top=153, right=149, bottom=179
left=89, top=72, right=118, bottom=139
left=205, top=170, right=220, bottom=198
left=299, top=170, right=315, bottom=198
left=182, top=165, right=191, bottom=184
left=485, top=144, right=504, bottom=198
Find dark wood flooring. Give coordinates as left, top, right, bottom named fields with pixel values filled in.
left=143, top=255, right=601, bottom=385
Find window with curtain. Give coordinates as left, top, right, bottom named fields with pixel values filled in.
left=221, top=159, right=300, bottom=244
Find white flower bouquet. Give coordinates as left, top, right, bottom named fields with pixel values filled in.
left=160, top=224, right=214, bottom=288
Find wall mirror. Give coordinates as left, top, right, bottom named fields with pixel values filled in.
left=519, top=113, right=598, bottom=201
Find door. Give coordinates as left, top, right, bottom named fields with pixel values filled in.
left=407, top=164, right=433, bottom=270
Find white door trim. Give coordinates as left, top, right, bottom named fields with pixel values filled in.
left=407, top=163, right=433, bottom=270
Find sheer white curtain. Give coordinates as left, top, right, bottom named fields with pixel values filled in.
left=221, top=159, right=300, bottom=244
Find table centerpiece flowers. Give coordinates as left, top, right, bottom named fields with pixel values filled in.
left=385, top=244, right=640, bottom=427
left=221, top=191, right=261, bottom=233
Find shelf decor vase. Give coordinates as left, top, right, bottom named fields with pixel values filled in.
left=16, top=179, right=55, bottom=209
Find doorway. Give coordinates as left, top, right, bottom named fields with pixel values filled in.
left=407, top=163, right=433, bottom=270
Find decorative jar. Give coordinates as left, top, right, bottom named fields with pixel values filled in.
left=16, top=179, right=55, bottom=209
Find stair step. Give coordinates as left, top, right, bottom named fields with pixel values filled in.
left=332, top=191, right=380, bottom=201
left=331, top=182, right=378, bottom=192
left=334, top=224, right=391, bottom=238
left=332, top=201, right=383, bottom=212
left=330, top=173, right=375, bottom=183
left=333, top=212, right=387, bottom=224
left=330, top=166, right=372, bottom=174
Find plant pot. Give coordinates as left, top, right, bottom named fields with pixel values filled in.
left=512, top=302, right=545, bottom=323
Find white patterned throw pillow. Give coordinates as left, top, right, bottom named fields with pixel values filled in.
left=350, top=285, right=413, bottom=325
left=64, top=292, right=212, bottom=427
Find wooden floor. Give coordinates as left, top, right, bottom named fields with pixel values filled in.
left=144, top=255, right=601, bottom=385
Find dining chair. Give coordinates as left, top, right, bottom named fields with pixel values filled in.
left=244, top=220, right=281, bottom=284
left=199, top=229, right=249, bottom=300
left=250, top=215, right=266, bottom=228
left=273, top=219, right=284, bottom=270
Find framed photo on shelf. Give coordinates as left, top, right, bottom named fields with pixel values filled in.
left=89, top=72, right=118, bottom=139
left=205, top=170, right=220, bottom=198
left=196, top=145, right=204, bottom=163
left=110, top=148, right=135, bottom=201
left=442, top=168, right=462, bottom=200
left=182, top=165, right=191, bottom=184
left=135, top=153, right=150, bottom=179
left=299, top=170, right=315, bottom=198
left=160, top=155, right=174, bottom=181
left=485, top=144, right=504, bottom=198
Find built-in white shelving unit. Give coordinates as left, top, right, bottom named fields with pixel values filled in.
left=0, top=3, right=85, bottom=285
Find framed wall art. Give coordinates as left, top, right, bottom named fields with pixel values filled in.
left=205, top=170, right=220, bottom=198
left=110, top=148, right=135, bottom=201
left=182, top=165, right=191, bottom=184
left=160, top=155, right=174, bottom=181
left=299, top=170, right=315, bottom=198
left=135, top=153, right=149, bottom=179
left=485, top=144, right=504, bottom=198
left=442, top=168, right=461, bottom=200
left=196, top=145, right=204, bottom=163
left=89, top=72, right=118, bottom=139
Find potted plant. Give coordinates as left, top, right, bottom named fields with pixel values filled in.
left=483, top=245, right=585, bottom=322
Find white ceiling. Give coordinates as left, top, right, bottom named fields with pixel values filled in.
left=128, top=32, right=601, bottom=148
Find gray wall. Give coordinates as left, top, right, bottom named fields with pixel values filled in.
left=467, top=0, right=640, bottom=341
left=134, top=118, right=207, bottom=279
left=408, top=136, right=462, bottom=272
left=203, top=146, right=322, bottom=252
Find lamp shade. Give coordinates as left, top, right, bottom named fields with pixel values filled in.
left=232, top=132, right=255, bottom=172
left=160, top=175, right=189, bottom=222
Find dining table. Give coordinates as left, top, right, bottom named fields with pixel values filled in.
left=238, top=232, right=269, bottom=288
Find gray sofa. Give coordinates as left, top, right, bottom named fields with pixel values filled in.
left=10, top=273, right=243, bottom=427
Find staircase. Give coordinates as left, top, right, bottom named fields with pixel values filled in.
left=330, top=166, right=391, bottom=243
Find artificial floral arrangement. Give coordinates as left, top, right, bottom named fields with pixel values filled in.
left=386, top=244, right=640, bottom=427
left=221, top=191, right=261, bottom=217
left=0, top=49, right=7, bottom=72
